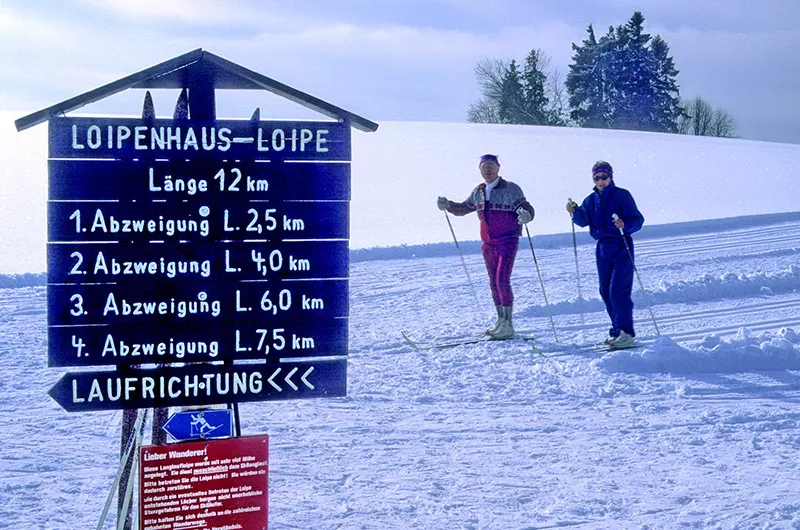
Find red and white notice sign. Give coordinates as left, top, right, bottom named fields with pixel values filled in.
left=140, top=435, right=269, bottom=530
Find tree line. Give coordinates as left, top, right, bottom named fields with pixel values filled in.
left=468, top=12, right=736, bottom=138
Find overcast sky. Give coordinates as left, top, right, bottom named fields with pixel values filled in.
left=2, top=0, right=799, bottom=144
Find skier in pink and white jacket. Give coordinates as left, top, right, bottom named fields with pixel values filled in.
left=437, top=154, right=535, bottom=339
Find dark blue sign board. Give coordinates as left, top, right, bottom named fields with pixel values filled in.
left=48, top=240, right=350, bottom=284
left=49, top=160, right=351, bottom=202
left=47, top=201, right=349, bottom=243
left=48, top=315, right=349, bottom=367
left=48, top=279, right=348, bottom=326
left=46, top=116, right=351, bottom=410
left=48, top=359, right=347, bottom=412
left=162, top=409, right=234, bottom=441
left=49, top=118, right=351, bottom=161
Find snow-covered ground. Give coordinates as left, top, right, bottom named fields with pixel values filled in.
left=2, top=115, right=800, bottom=528
left=2, top=215, right=800, bottom=529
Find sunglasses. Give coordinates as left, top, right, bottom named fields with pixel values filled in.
left=593, top=174, right=611, bottom=182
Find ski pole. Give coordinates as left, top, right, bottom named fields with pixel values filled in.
left=612, top=214, right=660, bottom=336
left=443, top=210, right=481, bottom=309
left=97, top=410, right=148, bottom=530
left=523, top=224, right=559, bottom=343
left=568, top=199, right=586, bottom=330
left=116, top=410, right=148, bottom=530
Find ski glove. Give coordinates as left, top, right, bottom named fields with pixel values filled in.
left=516, top=207, right=532, bottom=225
left=566, top=199, right=578, bottom=214
left=437, top=197, right=450, bottom=211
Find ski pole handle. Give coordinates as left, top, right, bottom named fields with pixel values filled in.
left=567, top=197, right=577, bottom=218
left=612, top=213, right=624, bottom=235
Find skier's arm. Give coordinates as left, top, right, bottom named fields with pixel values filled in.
left=618, top=191, right=644, bottom=235
left=569, top=198, right=590, bottom=227
left=437, top=194, right=475, bottom=215
left=515, top=199, right=535, bottom=217
left=513, top=197, right=535, bottom=224
left=446, top=199, right=477, bottom=216
left=443, top=187, right=480, bottom=216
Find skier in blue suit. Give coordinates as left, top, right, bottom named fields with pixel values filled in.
left=567, top=160, right=644, bottom=348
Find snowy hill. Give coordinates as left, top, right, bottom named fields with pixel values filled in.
left=2, top=112, right=800, bottom=273
left=351, top=121, right=800, bottom=249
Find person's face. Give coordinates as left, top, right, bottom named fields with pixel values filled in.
left=480, top=160, right=500, bottom=183
left=593, top=171, right=612, bottom=190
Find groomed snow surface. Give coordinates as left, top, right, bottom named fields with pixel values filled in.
left=2, top=217, right=800, bottom=529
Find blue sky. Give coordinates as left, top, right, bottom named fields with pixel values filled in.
left=2, top=0, right=799, bottom=143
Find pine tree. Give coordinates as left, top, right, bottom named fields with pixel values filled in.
left=566, top=12, right=683, bottom=133
left=611, top=12, right=657, bottom=130
left=566, top=25, right=609, bottom=128
left=521, top=49, right=550, bottom=125
left=649, top=36, right=684, bottom=133
left=498, top=60, right=526, bottom=124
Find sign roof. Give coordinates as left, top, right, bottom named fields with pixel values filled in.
left=15, top=48, right=378, bottom=133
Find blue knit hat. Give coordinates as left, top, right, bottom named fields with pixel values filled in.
left=480, top=154, right=499, bottom=165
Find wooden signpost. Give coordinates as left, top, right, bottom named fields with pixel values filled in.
left=17, top=48, right=377, bottom=530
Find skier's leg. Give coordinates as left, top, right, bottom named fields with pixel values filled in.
left=494, top=239, right=518, bottom=308
left=610, top=238, right=635, bottom=336
left=482, top=243, right=501, bottom=306
left=481, top=243, right=505, bottom=336
left=482, top=243, right=504, bottom=335
left=596, top=242, right=616, bottom=337
left=488, top=240, right=518, bottom=339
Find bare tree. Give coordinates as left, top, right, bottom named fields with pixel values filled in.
left=545, top=68, right=570, bottom=126
left=467, top=99, right=501, bottom=123
left=676, top=111, right=691, bottom=134
left=679, top=96, right=736, bottom=138
left=710, top=108, right=736, bottom=138
left=468, top=59, right=507, bottom=123
left=679, top=96, right=709, bottom=135
left=475, top=58, right=507, bottom=101
left=691, top=97, right=714, bottom=136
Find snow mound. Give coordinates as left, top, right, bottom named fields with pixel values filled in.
left=523, top=265, right=800, bottom=317
left=648, top=265, right=800, bottom=304
left=594, top=327, right=800, bottom=374
left=0, top=272, right=45, bottom=288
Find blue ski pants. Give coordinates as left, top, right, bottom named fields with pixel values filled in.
left=596, top=237, right=635, bottom=337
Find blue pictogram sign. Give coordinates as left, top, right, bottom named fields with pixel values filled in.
left=162, top=409, right=234, bottom=441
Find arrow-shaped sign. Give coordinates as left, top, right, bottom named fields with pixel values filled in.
left=48, top=359, right=346, bottom=412
left=162, top=409, right=233, bottom=442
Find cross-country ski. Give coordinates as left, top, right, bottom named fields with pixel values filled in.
left=401, top=330, right=541, bottom=351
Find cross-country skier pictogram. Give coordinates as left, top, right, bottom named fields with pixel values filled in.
left=190, top=412, right=221, bottom=437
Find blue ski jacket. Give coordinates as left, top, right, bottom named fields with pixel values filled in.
left=571, top=182, right=644, bottom=240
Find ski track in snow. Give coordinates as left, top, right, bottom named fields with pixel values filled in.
left=1, top=222, right=800, bottom=529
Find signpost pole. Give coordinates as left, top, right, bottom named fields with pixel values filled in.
left=184, top=73, right=243, bottom=438
left=119, top=92, right=156, bottom=530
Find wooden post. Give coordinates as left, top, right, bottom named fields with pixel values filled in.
left=117, top=91, right=157, bottom=530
